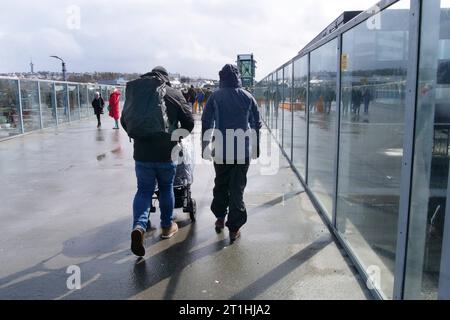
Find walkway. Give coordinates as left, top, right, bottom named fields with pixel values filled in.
left=0, top=116, right=370, bottom=300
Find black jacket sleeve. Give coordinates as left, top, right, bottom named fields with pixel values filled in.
left=165, top=88, right=195, bottom=137
left=249, top=95, right=262, bottom=159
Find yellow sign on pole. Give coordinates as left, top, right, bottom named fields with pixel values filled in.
left=341, top=54, right=349, bottom=72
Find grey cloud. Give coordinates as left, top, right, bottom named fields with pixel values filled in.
left=0, top=0, right=377, bottom=79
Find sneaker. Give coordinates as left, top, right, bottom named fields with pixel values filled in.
left=215, top=219, right=226, bottom=234
left=161, top=222, right=179, bottom=239
left=230, top=230, right=241, bottom=243
left=131, top=228, right=146, bottom=257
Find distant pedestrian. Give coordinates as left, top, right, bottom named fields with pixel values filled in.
left=351, top=88, right=363, bottom=117
left=187, top=86, right=196, bottom=107
left=92, top=92, right=105, bottom=128
left=342, top=87, right=351, bottom=116
left=196, top=89, right=205, bottom=114
left=182, top=88, right=190, bottom=104
left=109, top=88, right=121, bottom=129
left=204, top=87, right=212, bottom=104
left=324, top=87, right=335, bottom=114
left=202, top=64, right=262, bottom=243
left=363, top=87, right=372, bottom=114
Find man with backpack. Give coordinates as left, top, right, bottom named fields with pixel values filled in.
left=187, top=85, right=196, bottom=107
left=202, top=64, right=262, bottom=243
left=121, top=66, right=195, bottom=257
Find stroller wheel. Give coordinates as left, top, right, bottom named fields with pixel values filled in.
left=150, top=206, right=157, bottom=213
left=189, top=199, right=197, bottom=223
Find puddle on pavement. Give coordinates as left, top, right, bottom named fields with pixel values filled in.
left=111, top=146, right=124, bottom=158
left=97, top=146, right=125, bottom=162
left=96, top=130, right=105, bottom=142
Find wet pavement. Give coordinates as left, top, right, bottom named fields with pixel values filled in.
left=0, top=116, right=371, bottom=300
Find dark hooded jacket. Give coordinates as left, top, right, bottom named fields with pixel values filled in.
left=201, top=64, right=262, bottom=163
left=92, top=97, right=105, bottom=115
left=131, top=67, right=195, bottom=163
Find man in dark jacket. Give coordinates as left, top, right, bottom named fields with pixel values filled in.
left=127, top=66, right=195, bottom=257
left=352, top=88, right=363, bottom=116
left=92, top=92, right=105, bottom=128
left=204, top=87, right=213, bottom=104
left=187, top=85, right=196, bottom=106
left=363, top=87, right=372, bottom=114
left=202, top=64, right=262, bottom=242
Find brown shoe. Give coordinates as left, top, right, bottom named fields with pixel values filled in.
left=161, top=222, right=179, bottom=239
left=215, top=219, right=226, bottom=234
left=230, top=230, right=241, bottom=243
left=131, top=228, right=145, bottom=257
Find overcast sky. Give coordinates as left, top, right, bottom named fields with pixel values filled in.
left=0, top=0, right=378, bottom=80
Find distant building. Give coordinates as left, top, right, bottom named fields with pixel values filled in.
left=237, top=54, right=256, bottom=88
left=98, top=78, right=127, bottom=86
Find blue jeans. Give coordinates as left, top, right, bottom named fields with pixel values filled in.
left=133, top=161, right=177, bottom=230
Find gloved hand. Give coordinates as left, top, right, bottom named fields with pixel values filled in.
left=202, top=141, right=213, bottom=161
left=252, top=131, right=261, bottom=160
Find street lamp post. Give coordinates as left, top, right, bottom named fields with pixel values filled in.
left=50, top=55, right=67, bottom=82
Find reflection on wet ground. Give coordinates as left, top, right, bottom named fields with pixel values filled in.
left=0, top=117, right=370, bottom=300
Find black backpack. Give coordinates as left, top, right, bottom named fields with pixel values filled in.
left=121, top=76, right=170, bottom=139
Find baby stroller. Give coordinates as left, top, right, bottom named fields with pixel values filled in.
left=149, top=137, right=197, bottom=223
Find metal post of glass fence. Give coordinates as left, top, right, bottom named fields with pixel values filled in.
left=86, top=86, right=89, bottom=118
left=66, top=83, right=71, bottom=123
left=77, top=85, right=82, bottom=120
left=393, top=0, right=422, bottom=301
left=281, top=68, right=285, bottom=149
left=305, top=53, right=311, bottom=185
left=17, top=79, right=25, bottom=134
left=53, top=82, right=59, bottom=127
left=37, top=81, right=43, bottom=129
left=332, top=34, right=343, bottom=229
left=438, top=166, right=450, bottom=300
left=291, top=62, right=295, bottom=162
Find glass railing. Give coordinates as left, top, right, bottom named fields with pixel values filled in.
left=0, top=76, right=125, bottom=140
left=255, top=0, right=450, bottom=300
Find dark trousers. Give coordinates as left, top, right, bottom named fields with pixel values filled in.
left=364, top=101, right=370, bottom=114
left=96, top=114, right=101, bottom=125
left=211, top=163, right=250, bottom=232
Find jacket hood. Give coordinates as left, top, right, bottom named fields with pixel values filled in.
left=219, top=64, right=242, bottom=89
left=141, top=66, right=171, bottom=85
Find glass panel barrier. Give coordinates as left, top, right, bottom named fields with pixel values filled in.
left=68, top=84, right=80, bottom=121
left=0, top=79, right=21, bottom=138
left=0, top=80, right=124, bottom=133
left=20, top=80, right=41, bottom=132
left=270, top=74, right=276, bottom=131
left=404, top=0, right=450, bottom=300
left=293, top=56, right=308, bottom=178
left=277, top=69, right=284, bottom=143
left=80, top=85, right=89, bottom=118
left=264, top=78, right=268, bottom=122
left=308, top=38, right=338, bottom=218
left=55, top=83, right=69, bottom=124
left=337, top=0, right=410, bottom=299
left=265, top=77, right=271, bottom=125
left=254, top=80, right=265, bottom=121
left=40, top=82, right=57, bottom=128
left=283, top=63, right=293, bottom=160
